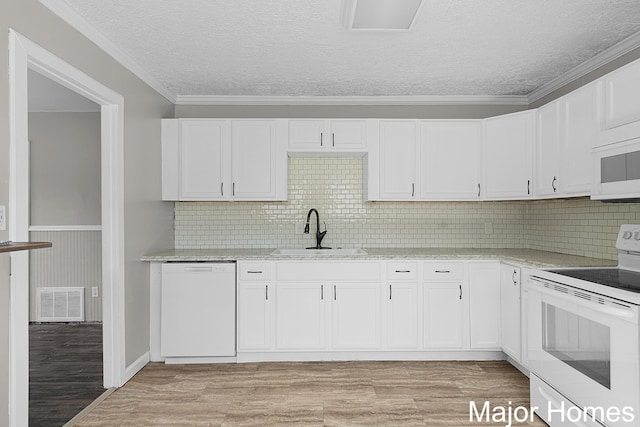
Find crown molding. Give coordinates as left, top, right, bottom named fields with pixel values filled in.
left=528, top=30, right=640, bottom=104
left=175, top=95, right=529, bottom=106
left=38, top=0, right=177, bottom=103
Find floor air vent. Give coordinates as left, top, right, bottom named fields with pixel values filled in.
left=36, top=287, right=85, bottom=322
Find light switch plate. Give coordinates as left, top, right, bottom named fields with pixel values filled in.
left=0, top=205, right=5, bottom=230
left=91, top=287, right=99, bottom=298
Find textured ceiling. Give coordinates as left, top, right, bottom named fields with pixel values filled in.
left=59, top=0, right=640, bottom=98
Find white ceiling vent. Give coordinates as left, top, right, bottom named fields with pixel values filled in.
left=342, top=0, right=425, bottom=31
left=36, top=287, right=85, bottom=322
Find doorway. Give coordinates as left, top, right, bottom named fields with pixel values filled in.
left=27, top=69, right=105, bottom=425
left=8, top=30, right=126, bottom=427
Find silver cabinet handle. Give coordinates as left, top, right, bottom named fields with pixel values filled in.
left=435, top=270, right=450, bottom=273
left=321, top=284, right=324, bottom=300
left=320, top=132, right=323, bottom=147
left=411, top=183, right=415, bottom=197
left=477, top=183, right=481, bottom=197
left=527, top=179, right=531, bottom=195
left=221, top=182, right=224, bottom=196
left=459, top=284, right=462, bottom=300
left=332, top=133, right=335, bottom=147
left=389, top=284, right=392, bottom=300
left=265, top=285, right=268, bottom=301
left=233, top=182, right=235, bottom=196
left=552, top=176, right=557, bottom=193
left=395, top=270, right=411, bottom=273
left=247, top=270, right=263, bottom=274
left=334, top=285, right=337, bottom=301
left=512, top=270, right=517, bottom=285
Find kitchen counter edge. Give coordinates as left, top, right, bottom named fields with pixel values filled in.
left=141, top=248, right=616, bottom=269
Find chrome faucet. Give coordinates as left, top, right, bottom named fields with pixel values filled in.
left=304, top=208, right=330, bottom=249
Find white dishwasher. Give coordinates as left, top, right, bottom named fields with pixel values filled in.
left=161, top=262, right=236, bottom=359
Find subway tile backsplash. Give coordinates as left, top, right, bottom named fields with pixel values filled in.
left=175, top=157, right=640, bottom=260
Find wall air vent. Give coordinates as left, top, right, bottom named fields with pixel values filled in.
left=36, top=287, right=85, bottom=322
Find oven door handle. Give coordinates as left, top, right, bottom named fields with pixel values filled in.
left=528, top=276, right=638, bottom=321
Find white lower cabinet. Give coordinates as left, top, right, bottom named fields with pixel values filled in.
left=237, top=283, right=271, bottom=351
left=422, top=261, right=466, bottom=349
left=501, top=263, right=522, bottom=362
left=468, top=262, right=501, bottom=349
left=234, top=259, right=508, bottom=359
left=423, top=282, right=464, bottom=349
left=386, top=282, right=420, bottom=349
left=275, top=283, right=326, bottom=350
left=332, top=283, right=381, bottom=349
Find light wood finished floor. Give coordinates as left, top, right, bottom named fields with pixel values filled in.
left=74, top=360, right=547, bottom=426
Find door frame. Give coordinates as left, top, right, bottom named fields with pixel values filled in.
left=8, top=29, right=126, bottom=426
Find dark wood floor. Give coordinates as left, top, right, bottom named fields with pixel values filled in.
left=29, top=322, right=105, bottom=427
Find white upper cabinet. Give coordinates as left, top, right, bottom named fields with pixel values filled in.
left=288, top=119, right=368, bottom=153
left=375, top=120, right=418, bottom=200
left=161, top=119, right=287, bottom=201
left=561, top=82, right=600, bottom=196
left=421, top=120, right=483, bottom=200
left=484, top=110, right=535, bottom=199
left=600, top=58, right=640, bottom=146
left=535, top=101, right=561, bottom=197
left=605, top=61, right=640, bottom=128
left=179, top=119, right=228, bottom=200
left=230, top=120, right=279, bottom=199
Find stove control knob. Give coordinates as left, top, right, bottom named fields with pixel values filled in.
left=623, top=230, right=633, bottom=240
left=634, top=232, right=640, bottom=241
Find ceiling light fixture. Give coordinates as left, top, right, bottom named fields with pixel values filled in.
left=341, top=0, right=425, bottom=31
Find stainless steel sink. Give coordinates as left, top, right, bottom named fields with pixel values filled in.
left=271, top=248, right=367, bottom=256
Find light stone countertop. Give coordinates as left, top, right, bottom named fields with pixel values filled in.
left=141, top=248, right=616, bottom=269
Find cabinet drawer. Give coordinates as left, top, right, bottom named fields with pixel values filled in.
left=423, top=262, right=464, bottom=282
left=386, top=262, right=418, bottom=280
left=239, top=262, right=271, bottom=281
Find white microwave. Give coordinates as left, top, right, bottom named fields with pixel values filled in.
left=592, top=137, right=640, bottom=200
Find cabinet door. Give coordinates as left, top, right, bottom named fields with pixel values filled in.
left=484, top=111, right=535, bottom=199
left=468, top=263, right=501, bottom=349
left=288, top=120, right=325, bottom=149
left=237, top=283, right=271, bottom=350
left=603, top=59, right=640, bottom=130
left=535, top=101, right=561, bottom=197
left=332, top=283, right=381, bottom=349
left=275, top=283, right=326, bottom=350
left=330, top=120, right=367, bottom=150
left=423, top=283, right=464, bottom=349
left=180, top=120, right=228, bottom=199
left=378, top=120, right=417, bottom=199
left=386, top=282, right=419, bottom=349
left=421, top=120, right=482, bottom=199
left=500, top=264, right=521, bottom=361
left=562, top=83, right=598, bottom=195
left=230, top=120, right=277, bottom=199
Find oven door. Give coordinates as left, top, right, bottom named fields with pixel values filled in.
left=526, top=275, right=640, bottom=426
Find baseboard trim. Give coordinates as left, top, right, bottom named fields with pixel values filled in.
left=123, top=351, right=150, bottom=383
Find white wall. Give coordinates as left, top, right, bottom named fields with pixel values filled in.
left=0, top=1, right=175, bottom=423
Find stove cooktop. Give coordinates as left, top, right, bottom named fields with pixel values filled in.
left=548, top=268, right=640, bottom=293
